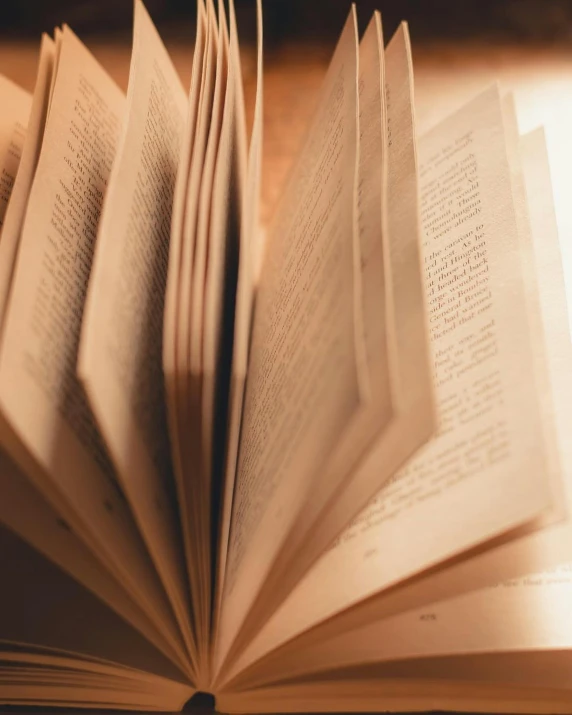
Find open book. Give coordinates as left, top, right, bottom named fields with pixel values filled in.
left=1, top=0, right=572, bottom=711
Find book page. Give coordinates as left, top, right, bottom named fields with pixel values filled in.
left=163, top=0, right=206, bottom=632
left=191, top=0, right=229, bottom=494
left=499, top=94, right=565, bottom=529
left=0, top=75, right=31, bottom=236
left=277, top=11, right=396, bottom=547
left=223, top=87, right=563, bottom=684
left=216, top=7, right=364, bottom=671
left=218, top=22, right=436, bottom=683
left=291, top=121, right=572, bottom=679
left=198, top=0, right=235, bottom=610
left=223, top=121, right=572, bottom=690
left=219, top=679, right=572, bottom=715
left=77, top=0, right=195, bottom=666
left=356, top=570, right=572, bottom=697
left=324, top=565, right=572, bottom=677
left=0, top=25, right=185, bottom=658
left=46, top=28, right=63, bottom=117
left=212, top=0, right=250, bottom=632
left=0, top=524, right=193, bottom=694
left=171, top=0, right=218, bottom=651
left=0, top=36, right=54, bottom=330
left=186, top=0, right=230, bottom=649
left=253, top=566, right=572, bottom=698
left=355, top=12, right=395, bottom=416
left=0, top=450, right=189, bottom=675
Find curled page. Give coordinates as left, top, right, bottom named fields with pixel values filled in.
left=163, top=0, right=207, bottom=642
left=216, top=6, right=364, bottom=673
left=218, top=19, right=436, bottom=684
left=0, top=24, right=186, bottom=664
left=226, top=124, right=572, bottom=691
left=171, top=0, right=218, bottom=653
left=212, top=0, right=256, bottom=644
left=0, top=37, right=53, bottom=330
left=186, top=0, right=231, bottom=655
left=78, top=0, right=195, bottom=671
left=0, top=76, right=31, bottom=237
left=225, top=87, right=566, bottom=689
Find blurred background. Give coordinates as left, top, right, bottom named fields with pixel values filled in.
left=3, top=0, right=572, bottom=44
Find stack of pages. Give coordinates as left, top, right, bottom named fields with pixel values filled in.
left=1, top=0, right=572, bottom=712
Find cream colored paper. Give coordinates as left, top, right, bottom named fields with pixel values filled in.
left=329, top=126, right=572, bottom=667
left=192, top=0, right=229, bottom=495
left=186, top=0, right=230, bottom=653
left=212, top=0, right=253, bottom=635
left=0, top=524, right=193, bottom=695
left=46, top=28, right=62, bottom=118
left=218, top=21, right=436, bottom=683
left=163, top=0, right=206, bottom=633
left=78, top=0, right=195, bottom=668
left=0, top=36, right=54, bottom=330
left=172, top=0, right=218, bottom=652
left=0, top=450, right=189, bottom=674
left=218, top=19, right=411, bottom=663
left=218, top=678, right=572, bottom=715
left=0, top=24, right=184, bottom=656
left=222, top=112, right=572, bottom=691
left=216, top=6, right=363, bottom=674
left=0, top=76, right=30, bottom=236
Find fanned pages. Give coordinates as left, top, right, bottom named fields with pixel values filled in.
left=0, top=24, right=188, bottom=666
left=216, top=6, right=365, bottom=674
left=212, top=0, right=252, bottom=635
left=0, top=451, right=188, bottom=670
left=217, top=85, right=570, bottom=691
left=174, top=0, right=218, bottom=660
left=163, top=0, right=207, bottom=649
left=1, top=1, right=572, bottom=713
left=0, top=524, right=194, bottom=710
left=78, top=0, right=195, bottom=673
left=216, top=124, right=572, bottom=713
left=187, top=0, right=231, bottom=661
